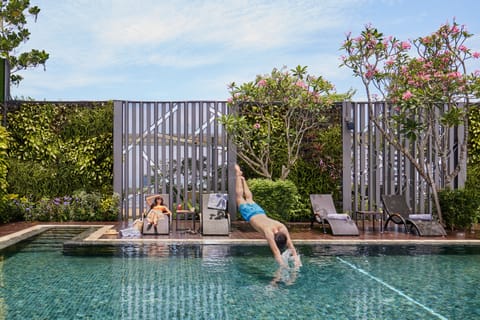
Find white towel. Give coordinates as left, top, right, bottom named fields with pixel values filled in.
left=326, top=213, right=350, bottom=220
left=409, top=214, right=432, bottom=221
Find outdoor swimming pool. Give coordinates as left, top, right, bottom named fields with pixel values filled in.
left=0, top=227, right=479, bottom=319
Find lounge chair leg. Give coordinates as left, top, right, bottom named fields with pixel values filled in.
left=322, top=221, right=327, bottom=234
left=383, top=218, right=391, bottom=232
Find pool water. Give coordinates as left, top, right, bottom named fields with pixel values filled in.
left=1, top=228, right=479, bottom=320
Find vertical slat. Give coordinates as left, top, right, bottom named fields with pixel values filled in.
left=161, top=102, right=167, bottom=194
left=206, top=102, right=213, bottom=192
left=352, top=102, right=359, bottom=212
left=131, top=102, right=138, bottom=220
left=199, top=102, right=205, bottom=195
left=374, top=103, right=382, bottom=210
left=169, top=102, right=175, bottom=203
left=359, top=103, right=366, bottom=210
left=191, top=102, right=198, bottom=206
left=212, top=102, right=219, bottom=191
left=144, top=102, right=152, bottom=194
left=113, top=100, right=124, bottom=220
left=176, top=102, right=183, bottom=205
left=182, top=102, right=189, bottom=206
left=139, top=102, right=145, bottom=215
left=227, top=102, right=238, bottom=218
left=342, top=101, right=353, bottom=213
left=154, top=102, right=159, bottom=193
left=125, top=102, right=131, bottom=220
left=219, top=101, right=228, bottom=191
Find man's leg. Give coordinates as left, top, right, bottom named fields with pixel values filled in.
left=236, top=175, right=246, bottom=204
left=242, top=178, right=254, bottom=202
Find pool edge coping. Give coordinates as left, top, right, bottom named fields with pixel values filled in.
left=2, top=224, right=480, bottom=247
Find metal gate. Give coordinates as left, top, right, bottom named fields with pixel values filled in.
left=113, top=101, right=236, bottom=221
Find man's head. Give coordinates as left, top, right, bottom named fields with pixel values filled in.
left=274, top=232, right=287, bottom=252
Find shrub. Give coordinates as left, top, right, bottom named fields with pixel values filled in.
left=0, top=194, right=28, bottom=223
left=11, top=192, right=120, bottom=222
left=247, top=178, right=308, bottom=222
left=438, top=188, right=480, bottom=231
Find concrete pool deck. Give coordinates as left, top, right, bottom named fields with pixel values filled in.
left=1, top=220, right=480, bottom=248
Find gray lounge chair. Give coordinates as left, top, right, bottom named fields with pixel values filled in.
left=381, top=194, right=447, bottom=237
left=142, top=194, right=171, bottom=235
left=309, top=194, right=359, bottom=236
left=200, top=193, right=230, bottom=236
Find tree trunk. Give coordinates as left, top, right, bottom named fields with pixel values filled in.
left=427, top=163, right=444, bottom=225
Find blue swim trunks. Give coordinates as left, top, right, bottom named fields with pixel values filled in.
left=239, top=203, right=265, bottom=222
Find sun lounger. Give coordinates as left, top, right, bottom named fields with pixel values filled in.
left=142, top=194, right=171, bottom=235
left=381, top=194, right=446, bottom=237
left=200, top=193, right=230, bottom=236
left=309, top=194, right=359, bottom=236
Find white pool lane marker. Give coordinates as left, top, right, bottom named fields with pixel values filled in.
left=337, top=257, right=448, bottom=320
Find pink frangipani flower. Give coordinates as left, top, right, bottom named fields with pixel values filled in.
left=402, top=90, right=413, bottom=100
left=295, top=80, right=307, bottom=89
left=401, top=41, right=411, bottom=50
left=257, top=79, right=267, bottom=87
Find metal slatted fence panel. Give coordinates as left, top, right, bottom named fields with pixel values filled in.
left=342, top=101, right=466, bottom=215
left=113, top=101, right=234, bottom=221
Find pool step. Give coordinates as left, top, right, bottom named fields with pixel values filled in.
left=19, top=227, right=92, bottom=252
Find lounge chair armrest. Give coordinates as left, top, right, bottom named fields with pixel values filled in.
left=314, top=208, right=328, bottom=217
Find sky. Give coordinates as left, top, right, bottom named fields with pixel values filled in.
left=10, top=0, right=480, bottom=102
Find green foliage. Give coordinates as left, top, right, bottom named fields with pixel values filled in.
left=247, top=178, right=307, bottom=222
left=0, top=126, right=9, bottom=219
left=221, top=65, right=352, bottom=180
left=469, top=106, right=480, bottom=165
left=466, top=163, right=480, bottom=193
left=0, top=126, right=9, bottom=195
left=0, top=0, right=49, bottom=86
left=1, top=194, right=27, bottom=223
left=6, top=102, right=114, bottom=199
left=289, top=125, right=342, bottom=207
left=11, top=191, right=120, bottom=222
left=438, top=188, right=480, bottom=231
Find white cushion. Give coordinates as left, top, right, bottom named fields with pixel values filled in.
left=326, top=213, right=350, bottom=220
left=409, top=214, right=432, bottom=221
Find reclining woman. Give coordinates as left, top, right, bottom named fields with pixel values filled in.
left=146, top=196, right=172, bottom=229
left=235, top=164, right=301, bottom=268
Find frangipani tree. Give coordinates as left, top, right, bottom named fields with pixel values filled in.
left=341, top=20, right=480, bottom=223
left=0, top=0, right=49, bottom=86
left=220, top=65, right=350, bottom=180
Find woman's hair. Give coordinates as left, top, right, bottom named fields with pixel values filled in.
left=151, top=196, right=164, bottom=208
left=274, top=232, right=287, bottom=251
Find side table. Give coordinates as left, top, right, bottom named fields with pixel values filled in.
left=356, top=210, right=383, bottom=232
left=176, top=209, right=196, bottom=231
